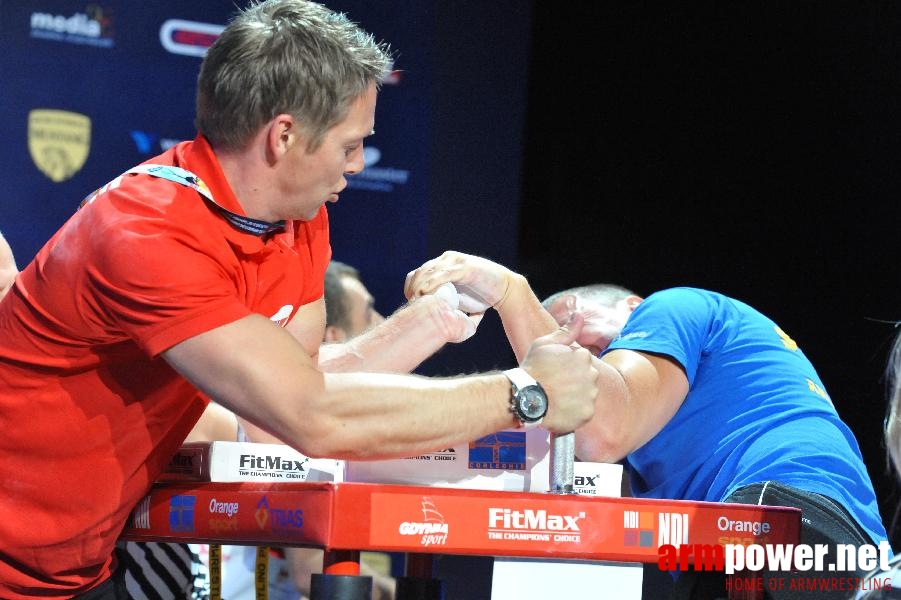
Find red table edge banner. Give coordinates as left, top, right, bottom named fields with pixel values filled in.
left=121, top=481, right=801, bottom=565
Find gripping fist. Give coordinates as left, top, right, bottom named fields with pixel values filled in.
left=518, top=313, right=598, bottom=434
left=405, top=251, right=514, bottom=315
left=410, top=291, right=482, bottom=344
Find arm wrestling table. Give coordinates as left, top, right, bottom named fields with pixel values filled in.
left=120, top=478, right=800, bottom=600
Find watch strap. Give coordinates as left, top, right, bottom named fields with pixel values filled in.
left=503, top=367, right=536, bottom=392
left=503, top=367, right=544, bottom=429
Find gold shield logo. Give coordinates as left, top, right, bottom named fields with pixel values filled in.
left=28, top=109, right=91, bottom=182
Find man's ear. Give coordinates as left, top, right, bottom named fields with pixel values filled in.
left=625, top=295, right=643, bottom=312
left=547, top=293, right=578, bottom=325
left=323, top=325, right=348, bottom=343
left=265, top=114, right=298, bottom=163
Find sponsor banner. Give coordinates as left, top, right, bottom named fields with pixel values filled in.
left=125, top=481, right=800, bottom=566
left=345, top=146, right=410, bottom=193
left=572, top=462, right=623, bottom=497
left=161, top=441, right=343, bottom=483
left=121, top=482, right=333, bottom=546
left=361, top=491, right=800, bottom=562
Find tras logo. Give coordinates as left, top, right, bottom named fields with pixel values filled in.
left=28, top=110, right=91, bottom=183
left=397, top=497, right=448, bottom=547
left=254, top=495, right=303, bottom=533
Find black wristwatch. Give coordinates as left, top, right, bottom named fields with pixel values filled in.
left=503, top=367, right=548, bottom=429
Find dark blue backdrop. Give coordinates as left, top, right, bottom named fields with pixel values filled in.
left=0, top=0, right=532, bottom=376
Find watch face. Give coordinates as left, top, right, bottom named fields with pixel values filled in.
left=516, top=386, right=548, bottom=421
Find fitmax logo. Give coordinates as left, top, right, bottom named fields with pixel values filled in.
left=239, top=454, right=308, bottom=473
left=488, top=508, right=584, bottom=531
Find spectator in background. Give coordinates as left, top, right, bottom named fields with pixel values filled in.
left=323, top=260, right=385, bottom=342
left=855, top=329, right=901, bottom=599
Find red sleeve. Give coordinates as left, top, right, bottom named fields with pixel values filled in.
left=73, top=178, right=331, bottom=356
left=85, top=200, right=254, bottom=358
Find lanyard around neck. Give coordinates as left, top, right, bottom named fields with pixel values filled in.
left=122, top=164, right=286, bottom=237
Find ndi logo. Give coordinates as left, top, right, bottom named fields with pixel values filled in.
left=623, top=510, right=690, bottom=548
left=658, top=512, right=690, bottom=547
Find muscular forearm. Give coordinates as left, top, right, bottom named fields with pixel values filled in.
left=302, top=371, right=514, bottom=458
left=494, top=273, right=560, bottom=362
left=165, top=313, right=596, bottom=461
left=184, top=401, right=239, bottom=443
left=574, top=357, right=633, bottom=463
left=575, top=351, right=688, bottom=463
left=318, top=296, right=453, bottom=373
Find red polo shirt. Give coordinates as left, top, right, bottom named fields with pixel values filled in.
left=0, top=135, right=330, bottom=598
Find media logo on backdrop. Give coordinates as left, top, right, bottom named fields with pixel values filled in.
left=347, top=146, right=410, bottom=193
left=28, top=109, right=91, bottom=183
left=160, top=19, right=224, bottom=57
left=30, top=6, right=114, bottom=48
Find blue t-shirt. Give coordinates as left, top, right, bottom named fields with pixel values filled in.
left=605, top=287, right=888, bottom=546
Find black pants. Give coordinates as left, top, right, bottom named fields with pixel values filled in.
left=671, top=481, right=877, bottom=600
left=72, top=567, right=128, bottom=600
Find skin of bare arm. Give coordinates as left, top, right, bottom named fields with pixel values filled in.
left=574, top=349, right=688, bottom=463
left=238, top=292, right=484, bottom=444
left=403, top=251, right=549, bottom=362
left=404, top=251, right=691, bottom=463
left=163, top=311, right=597, bottom=460
left=317, top=293, right=479, bottom=374
left=183, top=402, right=239, bottom=444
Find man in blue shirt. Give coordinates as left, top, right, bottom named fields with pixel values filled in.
left=405, top=252, right=890, bottom=599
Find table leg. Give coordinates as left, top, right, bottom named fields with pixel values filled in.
left=395, top=553, right=444, bottom=600
left=311, top=549, right=372, bottom=600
